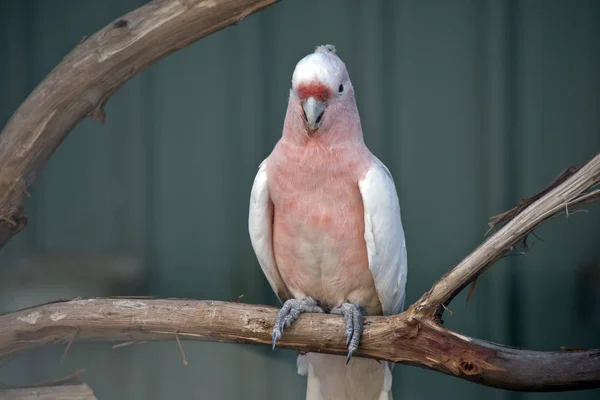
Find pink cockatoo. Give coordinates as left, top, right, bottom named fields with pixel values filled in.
left=249, top=45, right=407, bottom=400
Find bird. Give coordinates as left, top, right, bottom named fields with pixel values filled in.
left=248, top=44, right=407, bottom=400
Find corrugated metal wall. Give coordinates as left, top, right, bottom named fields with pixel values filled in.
left=1, top=1, right=599, bottom=399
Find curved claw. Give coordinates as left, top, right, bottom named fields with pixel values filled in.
left=271, top=298, right=324, bottom=350
left=346, top=348, right=355, bottom=365
left=332, top=302, right=366, bottom=364
left=272, top=329, right=281, bottom=350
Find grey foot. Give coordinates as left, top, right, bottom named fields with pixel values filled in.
left=331, top=302, right=366, bottom=364
left=272, top=297, right=324, bottom=349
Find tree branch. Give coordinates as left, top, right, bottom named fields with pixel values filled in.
left=0, top=151, right=598, bottom=392
left=0, top=298, right=598, bottom=392
left=1, top=0, right=599, bottom=393
left=0, top=383, right=96, bottom=400
left=0, top=0, right=280, bottom=249
left=412, top=153, right=600, bottom=321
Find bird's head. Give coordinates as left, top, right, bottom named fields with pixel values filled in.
left=289, top=45, right=357, bottom=135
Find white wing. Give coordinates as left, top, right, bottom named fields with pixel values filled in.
left=248, top=159, right=291, bottom=303
left=358, top=157, right=408, bottom=316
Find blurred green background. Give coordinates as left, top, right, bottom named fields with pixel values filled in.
left=1, top=0, right=599, bottom=399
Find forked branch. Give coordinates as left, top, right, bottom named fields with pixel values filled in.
left=412, top=153, right=600, bottom=321
left=1, top=154, right=600, bottom=391
left=0, top=0, right=599, bottom=393
left=0, top=298, right=599, bottom=392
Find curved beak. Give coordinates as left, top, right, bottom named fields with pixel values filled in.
left=302, top=96, right=327, bottom=131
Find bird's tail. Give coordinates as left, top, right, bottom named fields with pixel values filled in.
left=298, top=354, right=392, bottom=400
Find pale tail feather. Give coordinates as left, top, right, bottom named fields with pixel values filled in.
left=302, top=354, right=392, bottom=400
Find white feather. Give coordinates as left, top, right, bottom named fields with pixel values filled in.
left=292, top=49, right=347, bottom=94
left=359, top=157, right=408, bottom=316
left=297, top=354, right=310, bottom=376
left=248, top=160, right=291, bottom=302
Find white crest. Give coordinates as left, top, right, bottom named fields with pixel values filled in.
left=291, top=44, right=347, bottom=92
left=315, top=44, right=336, bottom=54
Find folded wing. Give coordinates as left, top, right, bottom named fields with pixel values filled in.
left=248, top=160, right=292, bottom=303
left=358, top=158, right=408, bottom=316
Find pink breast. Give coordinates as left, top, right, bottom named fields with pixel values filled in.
left=267, top=140, right=373, bottom=306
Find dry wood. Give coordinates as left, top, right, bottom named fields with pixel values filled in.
left=412, top=153, right=600, bottom=321
left=0, top=0, right=599, bottom=394
left=0, top=0, right=280, bottom=249
left=0, top=383, right=96, bottom=400
left=0, top=298, right=598, bottom=392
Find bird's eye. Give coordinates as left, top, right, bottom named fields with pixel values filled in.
left=338, top=84, right=344, bottom=93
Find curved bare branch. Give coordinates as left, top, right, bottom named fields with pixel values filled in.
left=412, top=153, right=600, bottom=321
left=0, top=0, right=599, bottom=393
left=0, top=298, right=598, bottom=392
left=0, top=0, right=280, bottom=248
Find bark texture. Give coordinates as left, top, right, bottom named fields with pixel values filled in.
left=0, top=0, right=279, bottom=248
left=1, top=298, right=599, bottom=391
left=0, top=383, right=96, bottom=400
